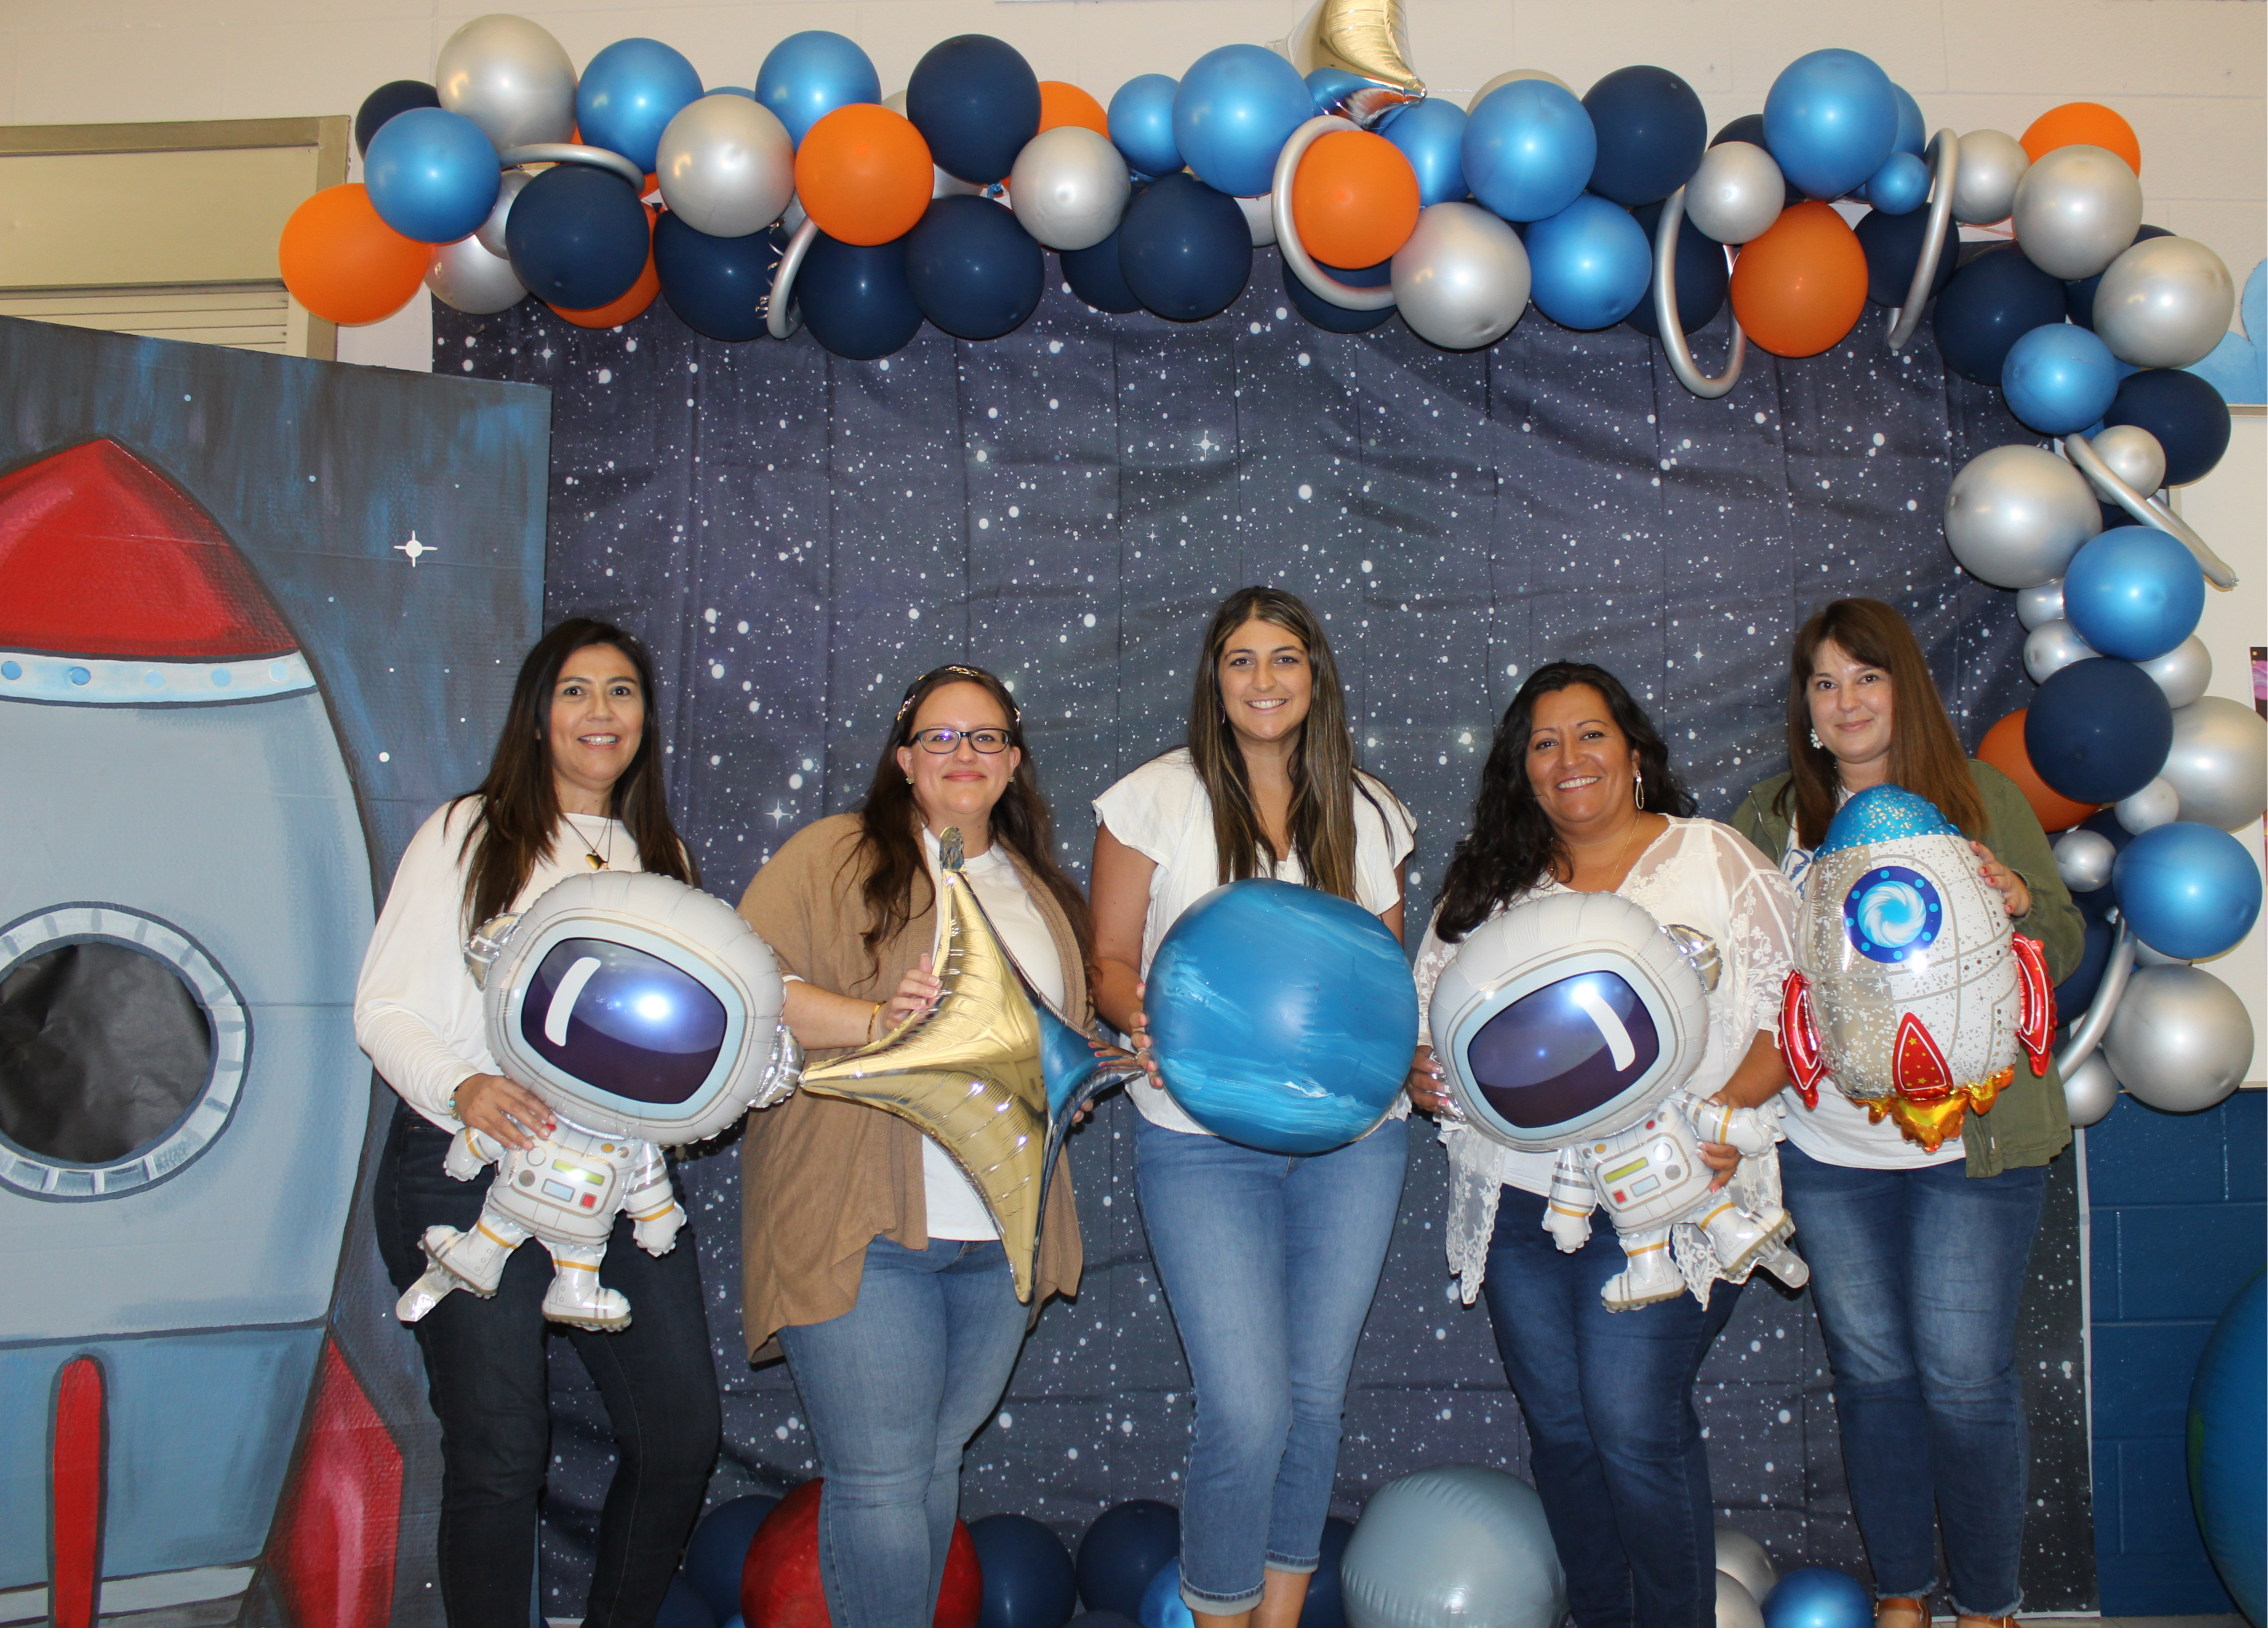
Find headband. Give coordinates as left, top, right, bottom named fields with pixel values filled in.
left=893, top=664, right=1018, bottom=726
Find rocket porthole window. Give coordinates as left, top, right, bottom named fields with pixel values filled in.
left=0, top=905, right=248, bottom=1200
left=1843, top=865, right=1944, bottom=965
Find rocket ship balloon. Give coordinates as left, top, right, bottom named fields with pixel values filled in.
left=1779, top=785, right=2056, bottom=1152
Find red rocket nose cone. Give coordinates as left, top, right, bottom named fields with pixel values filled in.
left=0, top=440, right=296, bottom=660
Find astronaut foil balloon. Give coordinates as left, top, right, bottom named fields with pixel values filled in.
left=1779, top=785, right=2055, bottom=1153
left=395, top=870, right=799, bottom=1332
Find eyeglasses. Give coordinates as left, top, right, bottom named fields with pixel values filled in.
left=909, top=727, right=1012, bottom=754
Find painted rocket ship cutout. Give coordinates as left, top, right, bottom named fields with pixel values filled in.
left=1779, top=785, right=2055, bottom=1152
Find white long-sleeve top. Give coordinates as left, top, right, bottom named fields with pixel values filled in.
left=355, top=798, right=646, bottom=1130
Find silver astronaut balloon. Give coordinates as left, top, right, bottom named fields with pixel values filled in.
left=1780, top=786, right=2055, bottom=1152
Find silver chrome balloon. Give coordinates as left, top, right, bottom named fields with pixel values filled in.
left=1682, top=142, right=1783, bottom=245
left=2114, top=776, right=2181, bottom=834
left=2140, top=635, right=2212, bottom=710
left=427, top=232, right=529, bottom=314
left=1008, top=126, right=1131, bottom=252
left=1274, top=115, right=1397, bottom=312
left=2011, top=142, right=2144, bottom=281
left=656, top=94, right=794, bottom=238
left=1713, top=1525, right=1778, bottom=1607
left=2105, top=965, right=2256, bottom=1114
left=2054, top=827, right=2117, bottom=893
left=2159, top=696, right=2268, bottom=832
left=2062, top=1051, right=2119, bottom=1127
left=1715, top=1572, right=1765, bottom=1628
left=1392, top=200, right=1530, bottom=350
left=2093, top=236, right=2239, bottom=370
left=1886, top=131, right=1959, bottom=351
left=2086, top=424, right=2168, bottom=500
left=1943, top=444, right=2101, bottom=589
left=932, top=166, right=983, bottom=200
left=2023, top=617, right=2096, bottom=684
left=1951, top=129, right=2028, bottom=225
left=2016, top=580, right=2066, bottom=630
left=2063, top=431, right=2239, bottom=587
left=1468, top=68, right=1571, bottom=111
left=2055, top=919, right=2135, bottom=1076
left=1652, top=186, right=1745, bottom=398
left=499, top=143, right=647, bottom=190
left=764, top=216, right=819, bottom=340
left=435, top=14, right=578, bottom=152
left=2135, top=940, right=2195, bottom=967
left=1237, top=191, right=1278, bottom=247
left=781, top=193, right=807, bottom=232
left=476, top=168, right=533, bottom=257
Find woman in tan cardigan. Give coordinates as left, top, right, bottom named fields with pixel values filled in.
left=737, top=663, right=1093, bottom=1628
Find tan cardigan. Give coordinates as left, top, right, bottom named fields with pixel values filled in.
left=735, top=813, right=1088, bottom=1358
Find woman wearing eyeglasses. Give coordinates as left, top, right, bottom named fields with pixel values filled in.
left=735, top=664, right=1096, bottom=1628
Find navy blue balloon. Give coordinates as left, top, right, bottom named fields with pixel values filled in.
left=2025, top=657, right=2175, bottom=805
left=655, top=214, right=783, bottom=342
left=2103, top=367, right=2232, bottom=486
left=905, top=195, right=1044, bottom=339
left=909, top=34, right=1042, bottom=186
left=1117, top=173, right=1251, bottom=322
left=1580, top=64, right=1706, bottom=208
left=1710, top=114, right=1805, bottom=206
left=2116, top=821, right=2264, bottom=961
left=578, top=38, right=704, bottom=173
left=2058, top=874, right=2120, bottom=1014
left=507, top=165, right=652, bottom=310
left=1173, top=44, right=1312, bottom=198
left=1076, top=1502, right=1180, bottom=1618
left=1284, top=254, right=1394, bottom=334
left=1074, top=1617, right=1144, bottom=1628
left=2067, top=223, right=2172, bottom=328
left=355, top=79, right=439, bottom=157
left=1525, top=193, right=1652, bottom=330
left=1857, top=205, right=1958, bottom=306
left=1890, top=83, right=1926, bottom=157
left=1295, top=1518, right=1357, bottom=1628
left=684, top=1495, right=777, bottom=1620
left=1381, top=98, right=1469, bottom=207
left=364, top=107, right=500, bottom=243
left=1063, top=223, right=1144, bottom=313
left=1109, top=75, right=1181, bottom=178
left=1763, top=49, right=1898, bottom=201
left=970, top=1514, right=1079, bottom=1628
left=797, top=233, right=924, bottom=360
left=756, top=31, right=881, bottom=147
left=2064, top=525, right=2205, bottom=661
left=1931, top=245, right=2068, bottom=383
left=1863, top=150, right=1930, bottom=215
left=1624, top=197, right=1726, bottom=338
left=656, top=1575, right=719, bottom=1628
left=1760, top=1567, right=1871, bottom=1628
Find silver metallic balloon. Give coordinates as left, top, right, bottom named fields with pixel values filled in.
left=475, top=167, right=532, bottom=257
left=2115, top=776, right=2181, bottom=834
left=1943, top=444, right=2102, bottom=589
left=1952, top=129, right=2028, bottom=225
left=2140, top=635, right=2212, bottom=711
left=1685, top=142, right=1785, bottom=245
left=1237, top=191, right=1279, bottom=247
left=2011, top=143, right=2144, bottom=280
left=1713, top=1525, right=1777, bottom=1606
left=1469, top=68, right=1571, bottom=112
left=932, top=166, right=983, bottom=200
left=2135, top=941, right=2194, bottom=967
left=435, top=14, right=577, bottom=152
left=2159, top=696, right=2268, bottom=832
left=1715, top=1572, right=1765, bottom=1628
left=2054, top=827, right=2118, bottom=893
left=656, top=93, right=794, bottom=238
left=2105, top=965, right=2256, bottom=1113
left=426, top=232, right=528, bottom=314
left=2093, top=235, right=2239, bottom=370
left=1391, top=201, right=1530, bottom=351
left=2024, top=618, right=2097, bottom=684
left=884, top=89, right=907, bottom=114
left=1008, top=126, right=1132, bottom=251
left=781, top=193, right=807, bottom=232
left=2016, top=580, right=2066, bottom=630
left=2086, top=424, right=2168, bottom=500
left=2062, top=1051, right=2119, bottom=1127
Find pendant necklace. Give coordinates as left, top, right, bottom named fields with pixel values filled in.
left=568, top=813, right=614, bottom=870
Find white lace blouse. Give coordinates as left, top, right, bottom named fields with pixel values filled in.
left=1412, top=816, right=1801, bottom=1302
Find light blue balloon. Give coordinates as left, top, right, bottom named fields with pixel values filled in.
left=1173, top=44, right=1312, bottom=197
left=1524, top=192, right=1651, bottom=329
left=2114, top=821, right=2264, bottom=960
left=1139, top=1564, right=1195, bottom=1628
left=364, top=106, right=500, bottom=244
left=577, top=37, right=704, bottom=173
left=2064, top=524, right=2206, bottom=661
left=1864, top=150, right=1930, bottom=215
left=1382, top=97, right=1469, bottom=206
left=756, top=30, right=881, bottom=148
left=1305, top=66, right=1368, bottom=113
left=1463, top=78, right=1595, bottom=222
left=1763, top=48, right=1898, bottom=200
left=1891, top=83, right=1926, bottom=157
left=2002, top=323, right=2122, bottom=435
left=1109, top=73, right=1181, bottom=178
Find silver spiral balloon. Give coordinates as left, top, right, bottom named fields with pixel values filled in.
left=2011, top=143, right=2144, bottom=280
left=2093, top=236, right=2239, bottom=370
left=2140, top=635, right=2213, bottom=710
left=1684, top=142, right=1784, bottom=245
left=1009, top=126, right=1132, bottom=252
left=2086, top=424, right=2167, bottom=500
left=427, top=233, right=529, bottom=314
left=2104, top=966, right=2256, bottom=1114
left=2062, top=1051, right=2119, bottom=1128
left=656, top=94, right=795, bottom=238
left=435, top=14, right=578, bottom=151
left=2054, top=827, right=2118, bottom=893
left=1391, top=201, right=1530, bottom=350
left=1951, top=129, right=2027, bottom=225
left=2016, top=580, right=2066, bottom=630
left=2159, top=696, right=2268, bottom=831
left=2024, top=618, right=2096, bottom=683
left=2114, top=776, right=2181, bottom=834
left=1943, top=444, right=2100, bottom=589
left=475, top=168, right=533, bottom=258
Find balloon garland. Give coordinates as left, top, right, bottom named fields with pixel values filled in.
left=285, top=4, right=2262, bottom=1117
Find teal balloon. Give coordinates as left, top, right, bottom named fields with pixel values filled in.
left=756, top=31, right=880, bottom=147
left=1381, top=98, right=1469, bottom=206
left=1109, top=74, right=1181, bottom=178
left=1172, top=45, right=1311, bottom=198
left=1463, top=78, right=1595, bottom=222
left=578, top=37, right=704, bottom=173
left=1525, top=192, right=1651, bottom=329
left=2002, top=323, right=2121, bottom=436
left=2114, top=821, right=2263, bottom=960
left=2063, top=525, right=2205, bottom=661
left=2190, top=1270, right=2266, bottom=1626
left=1763, top=49, right=1897, bottom=200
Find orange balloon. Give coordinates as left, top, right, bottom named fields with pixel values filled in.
left=794, top=104, right=933, bottom=246
left=1037, top=81, right=1110, bottom=137
left=551, top=206, right=659, bottom=328
left=1977, top=710, right=2098, bottom=834
left=278, top=183, right=430, bottom=326
left=1728, top=200, right=1868, bottom=358
left=2022, top=102, right=2140, bottom=175
left=1291, top=130, right=1421, bottom=269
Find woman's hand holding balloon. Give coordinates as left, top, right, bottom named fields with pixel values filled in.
left=452, top=1072, right=555, bottom=1151
left=879, top=953, right=943, bottom=1035
left=1404, top=1044, right=1454, bottom=1116
left=1972, top=841, right=2032, bottom=917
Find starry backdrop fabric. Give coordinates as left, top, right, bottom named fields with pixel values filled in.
left=434, top=251, right=2094, bottom=1611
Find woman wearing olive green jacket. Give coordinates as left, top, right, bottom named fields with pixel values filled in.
left=1726, top=600, right=2081, bottom=1628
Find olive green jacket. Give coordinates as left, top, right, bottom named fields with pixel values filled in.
left=1731, top=761, right=2085, bottom=1176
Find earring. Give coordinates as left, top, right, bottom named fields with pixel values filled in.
left=1809, top=727, right=1822, bottom=750
left=1634, top=767, right=1645, bottom=811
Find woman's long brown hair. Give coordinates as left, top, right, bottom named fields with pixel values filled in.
left=1776, top=598, right=1985, bottom=849
left=849, top=664, right=1093, bottom=969
left=456, top=618, right=695, bottom=928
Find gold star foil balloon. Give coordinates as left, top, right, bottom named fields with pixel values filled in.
left=796, top=830, right=1142, bottom=1301
left=1285, top=0, right=1425, bottom=125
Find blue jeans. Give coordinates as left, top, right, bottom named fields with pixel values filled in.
left=775, top=1235, right=1028, bottom=1628
left=1777, top=1144, right=2046, bottom=1616
left=1135, top=1115, right=1408, bottom=1614
left=1482, top=1185, right=1743, bottom=1628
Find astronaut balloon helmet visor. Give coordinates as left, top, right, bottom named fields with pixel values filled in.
left=1431, top=890, right=1714, bottom=1152
left=471, top=869, right=789, bottom=1144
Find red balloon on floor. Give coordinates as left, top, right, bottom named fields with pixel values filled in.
left=743, top=1480, right=983, bottom=1628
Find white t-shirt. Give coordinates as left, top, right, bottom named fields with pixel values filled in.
left=1092, top=748, right=1417, bottom=1136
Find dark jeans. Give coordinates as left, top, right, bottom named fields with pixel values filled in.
left=1481, top=1185, right=1742, bottom=1628
left=1777, top=1144, right=2046, bottom=1616
left=376, top=1107, right=721, bottom=1628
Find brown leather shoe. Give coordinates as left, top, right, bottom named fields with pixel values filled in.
left=1876, top=1598, right=1928, bottom=1628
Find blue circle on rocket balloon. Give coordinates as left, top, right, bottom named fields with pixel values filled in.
left=1843, top=865, right=1941, bottom=963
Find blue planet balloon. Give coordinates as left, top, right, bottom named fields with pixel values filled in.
left=2114, top=821, right=2264, bottom=960
left=1463, top=78, right=1596, bottom=222
left=969, top=1514, right=1079, bottom=1628
left=1857, top=204, right=1959, bottom=306
left=683, top=1495, right=777, bottom=1620
left=2002, top=322, right=2122, bottom=436
left=1624, top=196, right=1726, bottom=338
left=1109, top=74, right=1182, bottom=178
left=506, top=164, right=651, bottom=310
left=797, top=232, right=924, bottom=360
left=364, top=107, right=500, bottom=244
left=756, top=31, right=881, bottom=147
left=1763, top=49, right=1898, bottom=201
left=1283, top=253, right=1393, bottom=334
left=655, top=214, right=783, bottom=342
left=1146, top=878, right=1417, bottom=1155
left=1173, top=44, right=1312, bottom=198
left=1863, top=150, right=1930, bottom=215
left=578, top=37, right=705, bottom=173
left=1076, top=1501, right=1180, bottom=1618
left=1380, top=98, right=1469, bottom=207
left=2067, top=223, right=2172, bottom=329
left=656, top=1575, right=719, bottom=1628
left=908, top=34, right=1041, bottom=186
left=1063, top=218, right=1144, bottom=313
left=1580, top=63, right=1706, bottom=208
left=1761, top=1567, right=1871, bottom=1628
left=2190, top=1270, right=2267, bottom=1627
left=1117, top=173, right=1251, bottom=322
left=1524, top=192, right=1652, bottom=330
left=1890, top=83, right=1927, bottom=157
left=1932, top=245, right=2068, bottom=383
left=904, top=195, right=1044, bottom=340
left=2063, top=525, right=2206, bottom=661
left=1139, top=1565, right=1195, bottom=1628
left=2025, top=657, right=2175, bottom=805
left=355, top=78, right=440, bottom=157
left=2104, top=366, right=2233, bottom=486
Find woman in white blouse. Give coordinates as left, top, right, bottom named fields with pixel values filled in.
left=354, top=619, right=718, bottom=1628
left=1407, top=661, right=1799, bottom=1628
left=1091, top=587, right=1415, bottom=1628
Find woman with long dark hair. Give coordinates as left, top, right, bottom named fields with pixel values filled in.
left=1090, top=587, right=1415, bottom=1628
left=1729, top=600, right=2081, bottom=1628
left=737, top=663, right=1096, bottom=1628
left=356, top=617, right=718, bottom=1628
left=1407, top=660, right=1799, bottom=1628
